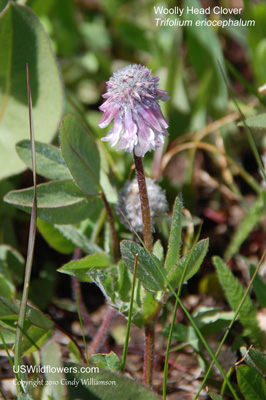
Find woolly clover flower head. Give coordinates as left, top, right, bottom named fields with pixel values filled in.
left=118, top=177, right=168, bottom=232
left=98, top=64, right=170, bottom=157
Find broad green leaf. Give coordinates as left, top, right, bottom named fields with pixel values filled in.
left=54, top=224, right=103, bottom=254
left=4, top=180, right=100, bottom=224
left=21, top=325, right=52, bottom=356
left=64, top=361, right=162, bottom=400
left=213, top=256, right=264, bottom=348
left=237, top=364, right=266, bottom=400
left=240, top=113, right=266, bottom=132
left=41, top=341, right=67, bottom=400
left=153, top=240, right=164, bottom=264
left=0, top=329, right=16, bottom=349
left=60, top=114, right=101, bottom=196
left=117, top=260, right=132, bottom=303
left=166, top=239, right=209, bottom=290
left=16, top=140, right=71, bottom=180
left=163, top=323, right=200, bottom=352
left=0, top=273, right=15, bottom=300
left=164, top=195, right=183, bottom=273
left=249, top=347, right=266, bottom=375
left=37, top=219, right=75, bottom=255
left=207, top=391, right=223, bottom=400
left=29, top=263, right=57, bottom=310
left=120, top=240, right=165, bottom=293
left=0, top=244, right=24, bottom=285
left=225, top=192, right=266, bottom=259
left=193, top=308, right=235, bottom=336
left=0, top=2, right=64, bottom=180
left=88, top=263, right=155, bottom=328
left=58, top=253, right=109, bottom=282
left=91, top=351, right=122, bottom=372
left=0, top=296, right=53, bottom=330
left=89, top=265, right=128, bottom=312
left=132, top=290, right=161, bottom=327
left=250, top=265, right=266, bottom=307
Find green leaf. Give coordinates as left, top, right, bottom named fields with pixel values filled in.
left=207, top=391, right=223, bottom=400
left=165, top=195, right=183, bottom=273
left=29, top=263, right=57, bottom=310
left=225, top=193, right=266, bottom=259
left=132, top=290, right=161, bottom=327
left=193, top=308, right=235, bottom=336
left=21, top=325, right=52, bottom=356
left=37, top=219, right=76, bottom=255
left=120, top=240, right=165, bottom=293
left=91, top=351, right=122, bottom=372
left=213, top=256, right=264, bottom=348
left=250, top=265, right=266, bottom=307
left=248, top=347, right=266, bottom=376
left=240, top=113, right=266, bottom=132
left=88, top=262, right=160, bottom=328
left=54, top=224, right=103, bottom=254
left=64, top=362, right=162, bottom=400
left=41, top=341, right=67, bottom=400
left=163, top=323, right=200, bottom=352
left=4, top=180, right=100, bottom=224
left=58, top=253, right=109, bottom=282
left=60, top=113, right=101, bottom=196
left=237, top=364, right=266, bottom=400
left=0, top=329, right=16, bottom=349
left=0, top=244, right=24, bottom=285
left=0, top=2, right=64, bottom=180
left=166, top=239, right=209, bottom=290
left=153, top=240, right=164, bottom=264
left=16, top=140, right=71, bottom=180
left=0, top=296, right=53, bottom=330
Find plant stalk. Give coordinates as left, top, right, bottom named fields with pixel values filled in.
left=133, top=153, right=153, bottom=252
left=143, top=324, right=155, bottom=387
left=88, top=306, right=114, bottom=355
left=134, top=152, right=155, bottom=386
left=14, top=64, right=37, bottom=392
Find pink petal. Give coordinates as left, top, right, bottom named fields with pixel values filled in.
left=124, top=108, right=137, bottom=136
left=138, top=105, right=163, bottom=132
left=98, top=104, right=120, bottom=128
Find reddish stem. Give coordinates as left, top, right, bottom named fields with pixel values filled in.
left=88, top=307, right=114, bottom=354
left=143, top=324, right=155, bottom=387
left=133, top=153, right=153, bottom=252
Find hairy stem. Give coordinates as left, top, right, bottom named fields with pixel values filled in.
left=133, top=153, right=153, bottom=252
left=143, top=324, right=155, bottom=387
left=88, top=307, right=114, bottom=355
left=134, top=153, right=155, bottom=386
left=71, top=249, right=96, bottom=337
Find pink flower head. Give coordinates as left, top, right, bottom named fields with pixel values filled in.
left=98, top=64, right=170, bottom=157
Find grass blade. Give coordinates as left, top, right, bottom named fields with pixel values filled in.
left=14, top=64, right=37, bottom=394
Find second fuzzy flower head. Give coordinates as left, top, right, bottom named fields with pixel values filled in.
left=98, top=64, right=169, bottom=157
